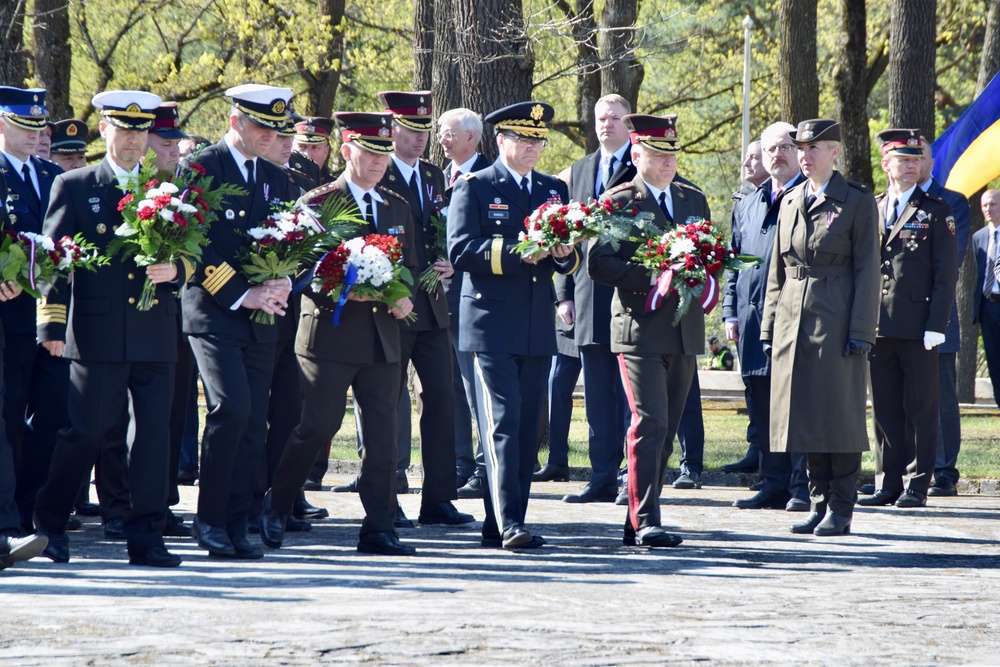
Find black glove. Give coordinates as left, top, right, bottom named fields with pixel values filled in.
left=761, top=341, right=772, bottom=358
left=843, top=339, right=872, bottom=357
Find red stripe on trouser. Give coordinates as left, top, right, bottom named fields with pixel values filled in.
left=617, top=353, right=641, bottom=531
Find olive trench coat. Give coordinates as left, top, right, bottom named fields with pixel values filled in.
left=760, top=171, right=881, bottom=454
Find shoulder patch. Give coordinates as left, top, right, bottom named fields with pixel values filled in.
left=461, top=172, right=476, bottom=181
left=946, top=216, right=956, bottom=235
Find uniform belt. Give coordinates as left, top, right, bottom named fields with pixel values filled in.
left=988, top=293, right=1000, bottom=302
left=786, top=265, right=852, bottom=280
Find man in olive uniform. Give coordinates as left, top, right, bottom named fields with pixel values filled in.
left=858, top=129, right=958, bottom=509
left=448, top=101, right=579, bottom=549
left=292, top=116, right=336, bottom=184
left=48, top=119, right=89, bottom=172
left=259, top=111, right=417, bottom=556
left=588, top=113, right=709, bottom=548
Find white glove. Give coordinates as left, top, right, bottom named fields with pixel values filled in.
left=923, top=331, right=946, bottom=350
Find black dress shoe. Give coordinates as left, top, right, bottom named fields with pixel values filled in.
left=615, top=487, right=628, bottom=506
left=333, top=475, right=360, bottom=493
left=258, top=491, right=287, bottom=549
left=928, top=481, right=958, bottom=497
left=785, top=497, right=811, bottom=512
left=212, top=534, right=263, bottom=560
left=285, top=515, right=313, bottom=532
left=672, top=471, right=702, bottom=490
left=789, top=512, right=825, bottom=534
left=177, top=470, right=198, bottom=486
left=418, top=501, right=475, bottom=525
left=73, top=501, right=101, bottom=517
left=457, top=476, right=485, bottom=499
left=357, top=531, right=416, bottom=555
left=64, top=516, right=82, bottom=531
left=293, top=497, right=329, bottom=520
left=162, top=511, right=190, bottom=537
left=895, top=489, right=928, bottom=508
left=748, top=480, right=765, bottom=491
left=733, top=489, right=790, bottom=510
left=480, top=535, right=545, bottom=549
left=562, top=482, right=618, bottom=503
left=103, top=517, right=127, bottom=540
left=42, top=533, right=70, bottom=563
left=814, top=511, right=852, bottom=536
left=302, top=479, right=323, bottom=492
left=501, top=525, right=534, bottom=549
left=721, top=456, right=758, bottom=473
left=1, top=533, right=50, bottom=567
left=191, top=517, right=236, bottom=556
left=532, top=464, right=570, bottom=482
left=394, top=502, right=414, bottom=529
left=635, top=526, right=683, bottom=548
left=857, top=490, right=901, bottom=506
left=128, top=545, right=182, bottom=567
left=859, top=482, right=875, bottom=495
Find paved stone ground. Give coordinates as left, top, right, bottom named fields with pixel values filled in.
left=3, top=474, right=999, bottom=666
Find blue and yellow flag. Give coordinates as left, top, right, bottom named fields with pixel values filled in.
left=931, top=72, right=1000, bottom=197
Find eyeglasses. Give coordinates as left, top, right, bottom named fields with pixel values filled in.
left=437, top=131, right=470, bottom=142
left=763, top=143, right=796, bottom=155
left=502, top=133, right=547, bottom=148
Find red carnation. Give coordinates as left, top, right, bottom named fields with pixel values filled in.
left=144, top=179, right=159, bottom=191
left=117, top=193, right=134, bottom=212
left=189, top=163, right=206, bottom=176
left=136, top=206, right=156, bottom=220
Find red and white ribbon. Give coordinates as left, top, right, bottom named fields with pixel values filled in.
left=645, top=263, right=720, bottom=316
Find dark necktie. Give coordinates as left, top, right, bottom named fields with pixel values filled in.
left=408, top=170, right=423, bottom=212
left=21, top=164, right=38, bottom=202
left=449, top=170, right=461, bottom=187
left=520, top=175, right=530, bottom=195
left=245, top=159, right=255, bottom=191
left=805, top=194, right=816, bottom=210
left=986, top=229, right=999, bottom=296
left=601, top=155, right=616, bottom=193
left=362, top=192, right=375, bottom=228
left=885, top=198, right=898, bottom=231
left=658, top=191, right=673, bottom=224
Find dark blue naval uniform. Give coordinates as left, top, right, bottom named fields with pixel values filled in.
left=448, top=158, right=579, bottom=539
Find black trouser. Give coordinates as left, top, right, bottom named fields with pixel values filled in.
left=806, top=452, right=861, bottom=517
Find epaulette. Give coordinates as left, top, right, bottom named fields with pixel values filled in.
left=460, top=172, right=476, bottom=181
left=847, top=180, right=870, bottom=194
left=297, top=181, right=341, bottom=207
left=604, top=181, right=633, bottom=197
left=377, top=184, right=410, bottom=205
left=675, top=180, right=703, bottom=194
left=922, top=189, right=945, bottom=205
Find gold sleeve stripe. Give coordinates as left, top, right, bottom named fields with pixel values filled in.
left=37, top=303, right=67, bottom=324
left=564, top=249, right=581, bottom=275
left=180, top=257, right=196, bottom=283
left=202, top=262, right=236, bottom=296
left=490, top=238, right=505, bottom=275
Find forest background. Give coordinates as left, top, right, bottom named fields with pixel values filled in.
left=2, top=0, right=1000, bottom=399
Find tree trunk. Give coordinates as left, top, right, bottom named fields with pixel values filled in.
left=453, top=0, right=534, bottom=163
left=429, top=0, right=462, bottom=167
left=599, top=0, right=642, bottom=115
left=957, top=0, right=1000, bottom=402
left=32, top=0, right=73, bottom=119
left=778, top=0, right=819, bottom=124
left=414, top=0, right=433, bottom=91
left=0, top=1, right=28, bottom=87
left=299, top=0, right=345, bottom=118
left=887, top=0, right=936, bottom=138
left=833, top=0, right=872, bottom=188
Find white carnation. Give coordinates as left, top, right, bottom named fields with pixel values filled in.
left=669, top=237, right=696, bottom=259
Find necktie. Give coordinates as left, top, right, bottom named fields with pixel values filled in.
left=245, top=159, right=255, bottom=191
left=21, top=164, right=39, bottom=203
left=408, top=170, right=423, bottom=212
left=885, top=199, right=898, bottom=231
left=986, top=229, right=999, bottom=296
left=520, top=175, right=530, bottom=197
left=449, top=169, right=461, bottom=187
left=772, top=187, right=783, bottom=205
left=805, top=194, right=816, bottom=210
left=658, top=191, right=673, bottom=223
left=362, top=192, right=375, bottom=228
left=601, top=155, right=616, bottom=193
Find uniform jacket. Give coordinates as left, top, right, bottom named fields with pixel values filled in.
left=874, top=187, right=958, bottom=339
left=442, top=153, right=491, bottom=320
left=721, top=174, right=801, bottom=376
left=588, top=177, right=710, bottom=357
left=293, top=175, right=405, bottom=364
left=926, top=179, right=970, bottom=352
left=380, top=157, right=449, bottom=331
left=448, top=158, right=578, bottom=356
left=554, top=148, right=637, bottom=347
left=0, top=153, right=63, bottom=335
left=761, top=171, right=881, bottom=453
left=972, top=225, right=998, bottom=324
left=36, top=159, right=179, bottom=362
left=0, top=172, right=8, bottom=350
left=181, top=139, right=296, bottom=343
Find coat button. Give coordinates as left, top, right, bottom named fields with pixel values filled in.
left=475, top=293, right=482, bottom=298
left=885, top=246, right=891, bottom=252
left=883, top=260, right=890, bottom=267
left=372, top=306, right=378, bottom=313
left=882, top=289, right=888, bottom=295
left=532, top=276, right=537, bottom=282
left=128, top=297, right=136, bottom=304
left=625, top=307, right=632, bottom=314
left=882, top=275, right=889, bottom=281
left=239, top=210, right=246, bottom=217
left=153, top=299, right=159, bottom=305
left=128, top=273, right=135, bottom=280
left=112, top=225, right=119, bottom=232
left=313, top=308, right=320, bottom=315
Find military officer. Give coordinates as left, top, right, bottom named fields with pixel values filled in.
left=292, top=116, right=336, bottom=184
left=858, top=130, right=958, bottom=509
left=183, top=84, right=297, bottom=559
left=376, top=90, right=472, bottom=526
left=588, top=113, right=708, bottom=548
left=48, top=119, right=89, bottom=172
left=448, top=101, right=579, bottom=549
left=259, top=111, right=417, bottom=556
left=0, top=87, right=72, bottom=532
left=761, top=119, right=881, bottom=537
left=34, top=90, right=185, bottom=566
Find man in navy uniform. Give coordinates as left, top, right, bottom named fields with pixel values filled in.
left=550, top=93, right=635, bottom=503
left=34, top=90, right=186, bottom=567
left=0, top=87, right=71, bottom=531
left=859, top=129, right=958, bottom=509
left=589, top=113, right=710, bottom=548
left=48, top=119, right=89, bottom=172
left=183, top=84, right=296, bottom=558
left=259, top=111, right=417, bottom=556
left=448, top=101, right=579, bottom=549
left=377, top=90, right=472, bottom=526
